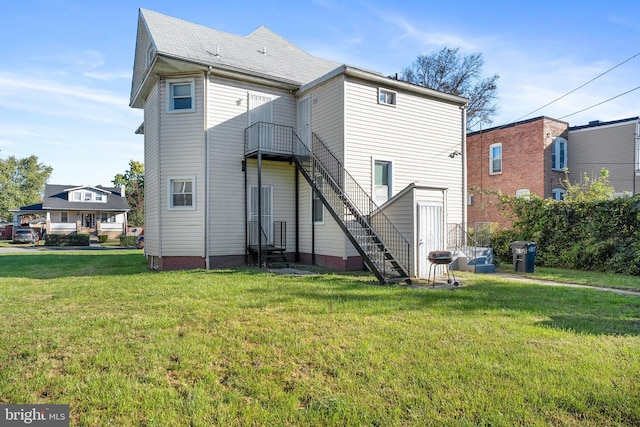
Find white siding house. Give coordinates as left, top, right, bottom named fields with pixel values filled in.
left=130, top=9, right=467, bottom=283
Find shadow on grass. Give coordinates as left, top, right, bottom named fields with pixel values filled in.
left=0, top=252, right=149, bottom=279
left=256, top=275, right=640, bottom=337
left=2, top=252, right=638, bottom=336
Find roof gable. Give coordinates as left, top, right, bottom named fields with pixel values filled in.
left=131, top=9, right=341, bottom=107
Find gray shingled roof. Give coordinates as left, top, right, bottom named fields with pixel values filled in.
left=141, top=9, right=342, bottom=86
left=39, top=184, right=130, bottom=212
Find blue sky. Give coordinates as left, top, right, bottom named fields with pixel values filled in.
left=1, top=0, right=639, bottom=185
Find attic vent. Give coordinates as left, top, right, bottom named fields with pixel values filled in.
left=589, top=120, right=600, bottom=126
left=206, top=46, right=220, bottom=57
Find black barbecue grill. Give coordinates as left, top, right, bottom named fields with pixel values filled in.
left=427, top=251, right=459, bottom=287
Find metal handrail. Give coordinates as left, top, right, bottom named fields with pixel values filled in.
left=244, top=121, right=411, bottom=281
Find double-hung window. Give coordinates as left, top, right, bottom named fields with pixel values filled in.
left=489, top=143, right=502, bottom=174
left=312, top=177, right=324, bottom=224
left=167, top=78, right=195, bottom=112
left=552, top=137, right=567, bottom=170
left=378, top=88, right=396, bottom=106
left=169, top=177, right=195, bottom=209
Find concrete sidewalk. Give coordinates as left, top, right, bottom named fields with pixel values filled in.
left=492, top=272, right=640, bottom=297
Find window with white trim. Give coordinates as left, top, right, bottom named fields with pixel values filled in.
left=551, top=137, right=567, bottom=170
left=169, top=177, right=195, bottom=209
left=378, top=88, right=396, bottom=106
left=167, top=79, right=195, bottom=112
left=489, top=143, right=502, bottom=174
left=552, top=188, right=566, bottom=201
left=73, top=192, right=82, bottom=201
left=145, top=41, right=155, bottom=69
left=312, top=176, right=324, bottom=224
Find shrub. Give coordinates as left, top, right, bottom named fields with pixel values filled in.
left=119, top=235, right=138, bottom=247
left=45, top=234, right=90, bottom=247
left=494, top=193, right=640, bottom=274
left=98, top=235, right=109, bottom=243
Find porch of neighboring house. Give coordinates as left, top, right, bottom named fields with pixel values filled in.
left=243, top=121, right=412, bottom=285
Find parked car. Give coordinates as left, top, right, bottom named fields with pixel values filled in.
left=136, top=234, right=144, bottom=249
left=12, top=229, right=39, bottom=244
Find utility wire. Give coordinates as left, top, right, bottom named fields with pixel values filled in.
left=509, top=51, right=640, bottom=123
left=557, top=85, right=640, bottom=120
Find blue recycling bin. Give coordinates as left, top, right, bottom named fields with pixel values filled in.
left=510, top=241, right=537, bottom=273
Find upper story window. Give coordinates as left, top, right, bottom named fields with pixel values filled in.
left=552, top=137, right=567, bottom=170
left=169, top=177, right=195, bottom=209
left=167, top=78, right=195, bottom=112
left=70, top=190, right=107, bottom=203
left=489, top=143, right=502, bottom=175
left=145, top=41, right=156, bottom=69
left=378, top=88, right=396, bottom=106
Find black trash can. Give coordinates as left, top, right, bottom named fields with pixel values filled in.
left=511, top=241, right=537, bottom=273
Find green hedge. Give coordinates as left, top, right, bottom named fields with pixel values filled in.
left=98, top=235, right=109, bottom=243
left=494, top=195, right=640, bottom=275
left=120, top=235, right=138, bottom=247
left=45, top=234, right=90, bottom=247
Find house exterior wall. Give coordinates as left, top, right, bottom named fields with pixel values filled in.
left=143, top=81, right=160, bottom=256
left=300, top=75, right=352, bottom=265
left=466, top=117, right=568, bottom=228
left=568, top=119, right=640, bottom=194
left=206, top=76, right=297, bottom=266
left=160, top=74, right=205, bottom=257
left=343, top=77, right=464, bottom=226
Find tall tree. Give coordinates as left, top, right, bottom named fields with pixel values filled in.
left=113, top=160, right=144, bottom=226
left=399, top=47, right=499, bottom=129
left=0, top=155, right=52, bottom=222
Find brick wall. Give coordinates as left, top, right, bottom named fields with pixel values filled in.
left=467, top=117, right=569, bottom=229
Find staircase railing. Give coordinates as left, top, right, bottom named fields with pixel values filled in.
left=447, top=223, right=491, bottom=272
left=308, top=133, right=411, bottom=279
left=244, top=122, right=411, bottom=283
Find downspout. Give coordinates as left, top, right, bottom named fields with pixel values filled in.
left=204, top=72, right=210, bottom=270
left=295, top=166, right=300, bottom=263
left=157, top=78, right=162, bottom=267
left=461, top=105, right=468, bottom=229
left=635, top=118, right=640, bottom=195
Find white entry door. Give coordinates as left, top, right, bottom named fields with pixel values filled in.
left=248, top=94, right=273, bottom=150
left=249, top=185, right=273, bottom=245
left=296, top=96, right=311, bottom=150
left=418, top=203, right=444, bottom=278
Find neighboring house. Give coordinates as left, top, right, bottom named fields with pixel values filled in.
left=466, top=116, right=569, bottom=229
left=130, top=9, right=468, bottom=283
left=11, top=184, right=130, bottom=239
left=567, top=117, right=640, bottom=195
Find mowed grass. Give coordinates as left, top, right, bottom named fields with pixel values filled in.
left=0, top=251, right=639, bottom=426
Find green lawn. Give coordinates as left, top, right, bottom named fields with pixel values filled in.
left=0, top=251, right=638, bottom=426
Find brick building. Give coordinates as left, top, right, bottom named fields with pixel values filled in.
left=466, top=116, right=569, bottom=228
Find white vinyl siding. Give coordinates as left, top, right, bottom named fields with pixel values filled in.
left=206, top=76, right=297, bottom=257
left=299, top=76, right=348, bottom=259
left=343, top=77, right=463, bottom=226
left=143, top=82, right=160, bottom=256
left=158, top=75, right=205, bottom=256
